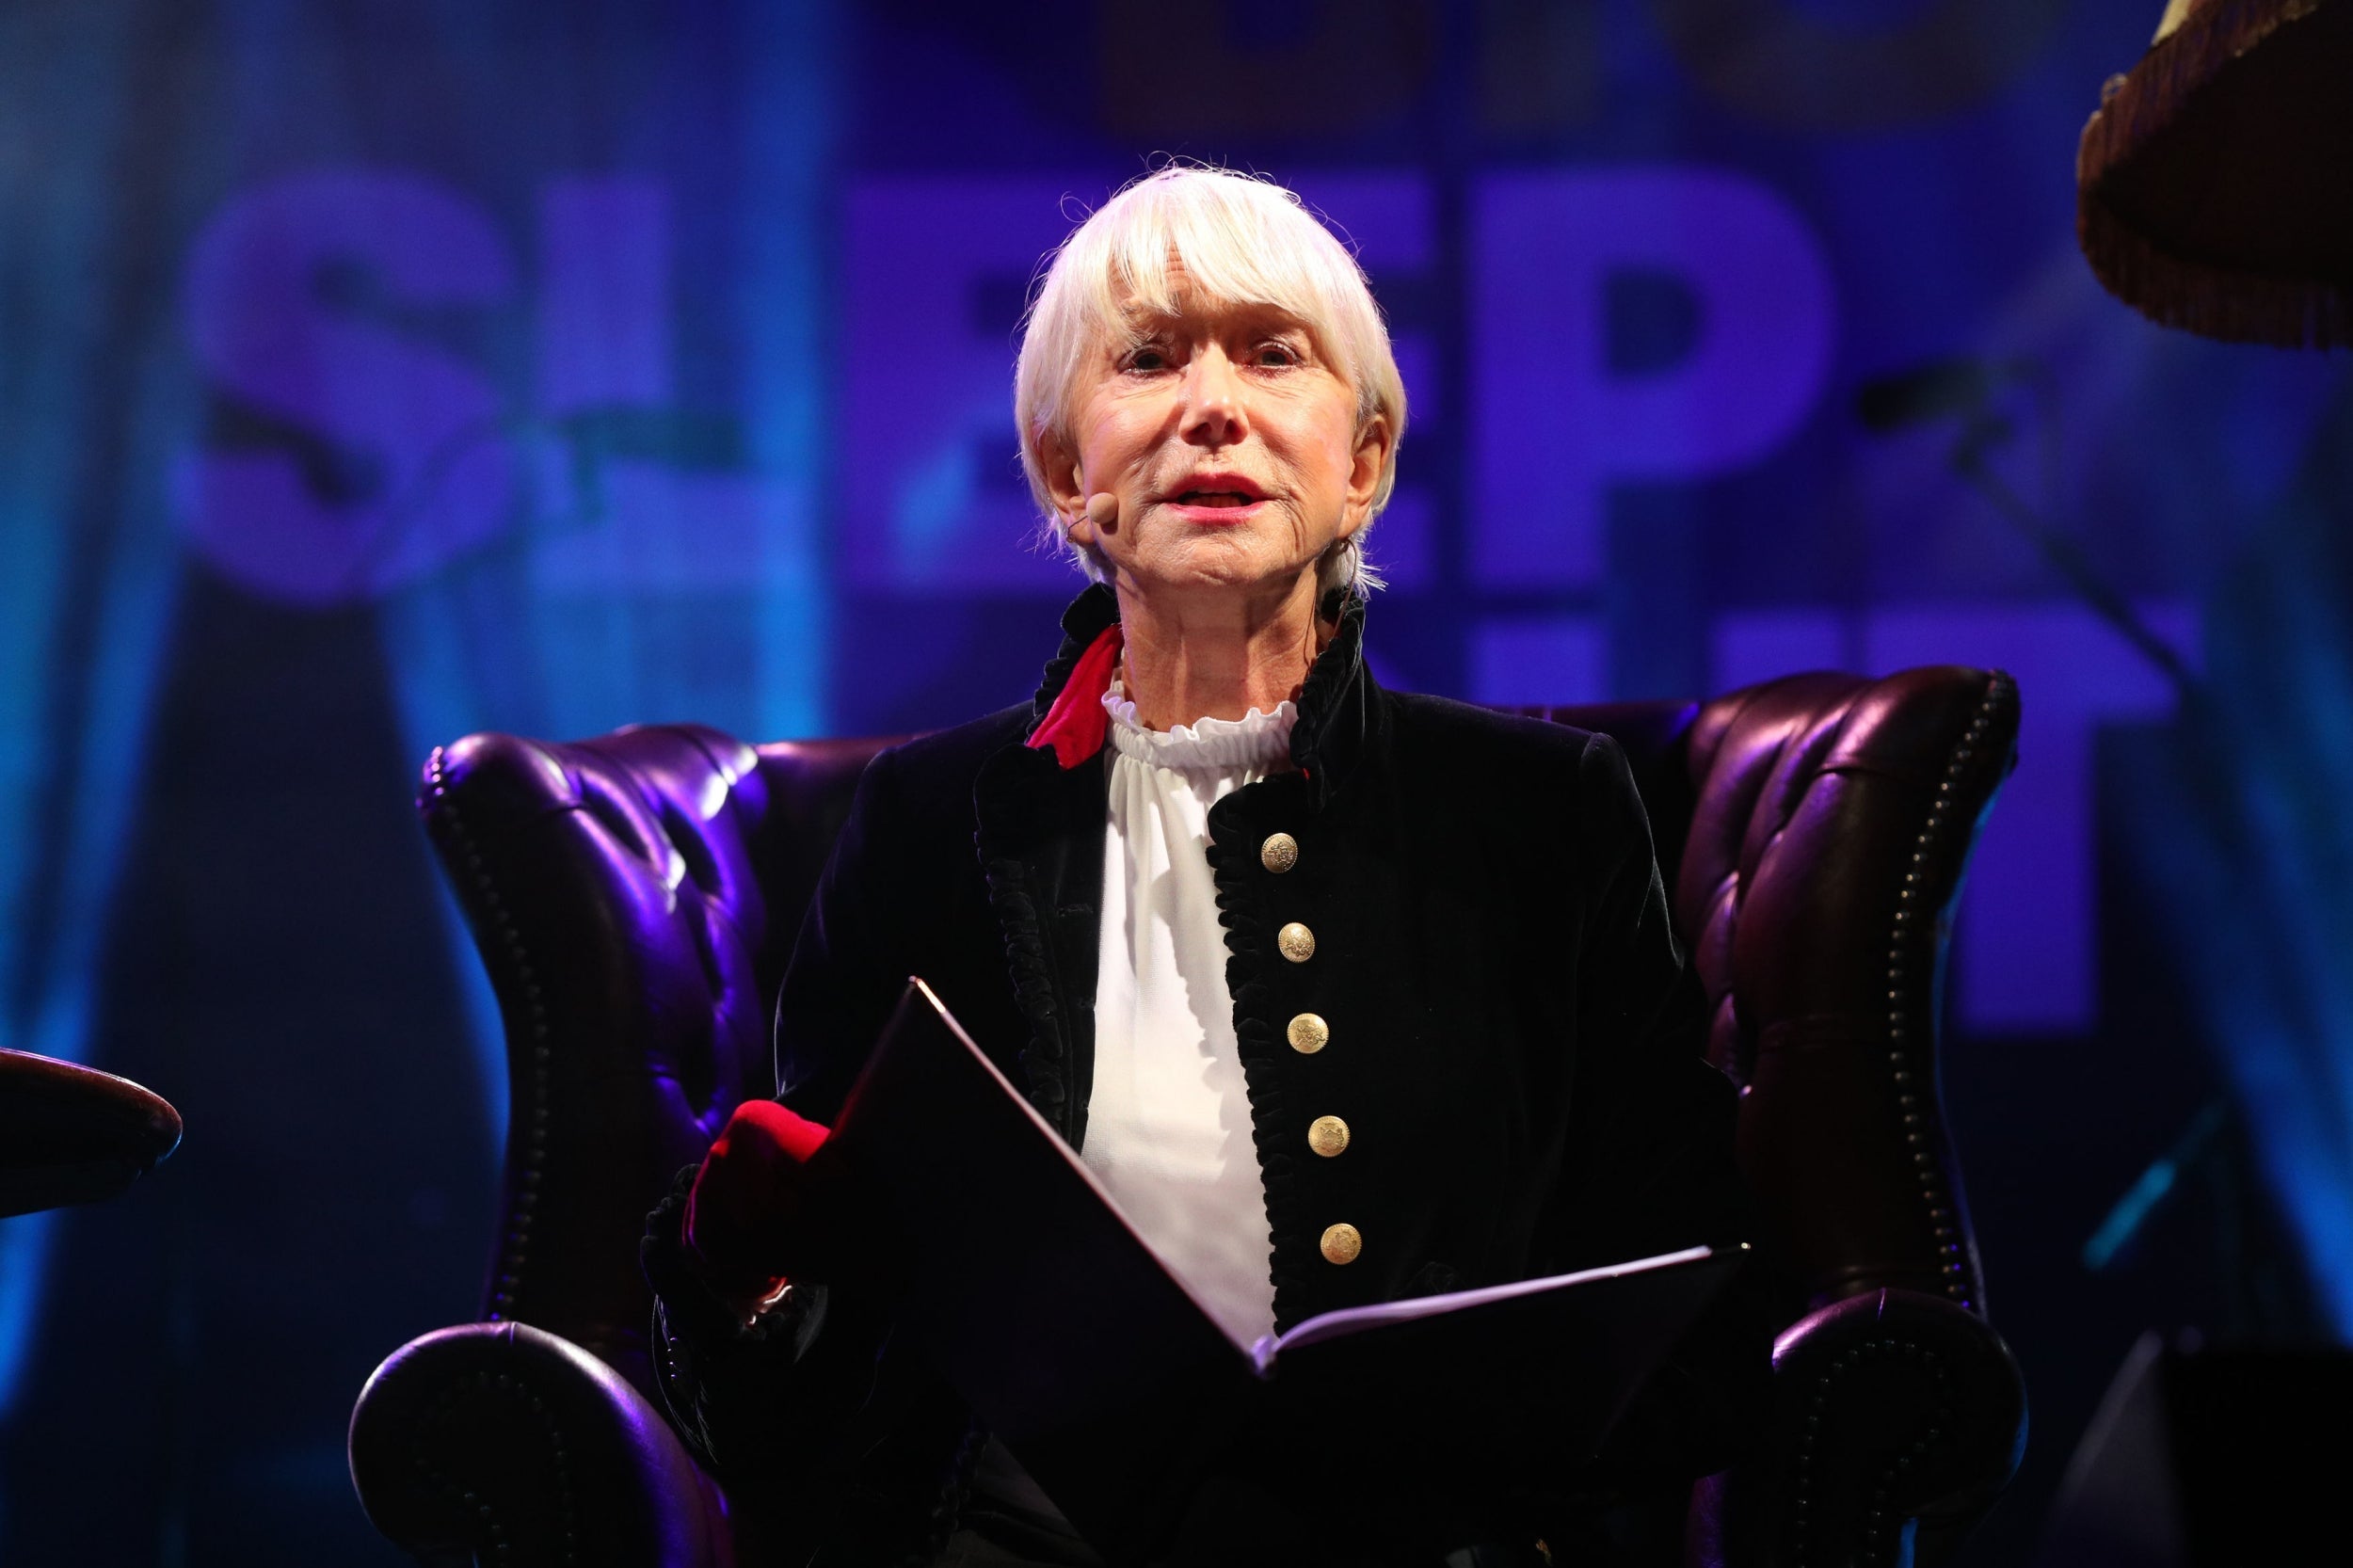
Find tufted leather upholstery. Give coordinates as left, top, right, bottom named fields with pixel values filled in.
left=1526, top=669, right=2010, bottom=1322
left=395, top=725, right=876, bottom=1396
left=351, top=668, right=2026, bottom=1567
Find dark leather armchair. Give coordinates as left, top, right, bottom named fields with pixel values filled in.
left=349, top=669, right=2026, bottom=1567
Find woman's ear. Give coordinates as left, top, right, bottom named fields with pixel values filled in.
left=1037, top=428, right=1086, bottom=533
left=1342, top=413, right=1393, bottom=535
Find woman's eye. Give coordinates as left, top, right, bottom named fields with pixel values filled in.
left=1125, top=345, right=1170, bottom=372
left=1255, top=343, right=1301, bottom=367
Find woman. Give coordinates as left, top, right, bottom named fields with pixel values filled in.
left=643, top=166, right=1767, bottom=1566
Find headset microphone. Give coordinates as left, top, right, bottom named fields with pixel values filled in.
left=1084, top=492, right=1118, bottom=528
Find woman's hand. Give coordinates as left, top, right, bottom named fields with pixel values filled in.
left=684, top=1100, right=832, bottom=1320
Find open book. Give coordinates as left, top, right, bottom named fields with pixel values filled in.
left=810, top=980, right=1739, bottom=1558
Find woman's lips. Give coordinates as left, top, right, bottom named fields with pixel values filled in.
left=1160, top=496, right=1267, bottom=524
left=1160, top=487, right=1269, bottom=524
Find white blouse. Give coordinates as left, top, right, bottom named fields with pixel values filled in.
left=1080, top=679, right=1294, bottom=1351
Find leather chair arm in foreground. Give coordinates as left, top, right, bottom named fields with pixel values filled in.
left=0, top=1047, right=183, bottom=1219
left=1692, top=1290, right=2027, bottom=1568
left=349, top=1320, right=730, bottom=1568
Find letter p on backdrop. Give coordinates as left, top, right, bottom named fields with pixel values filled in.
left=1471, top=168, right=1834, bottom=591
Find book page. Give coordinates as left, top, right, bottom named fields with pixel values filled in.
left=1253, top=1243, right=1721, bottom=1374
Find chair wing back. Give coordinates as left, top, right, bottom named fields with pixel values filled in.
left=1532, top=666, right=2020, bottom=1320
left=417, top=725, right=886, bottom=1392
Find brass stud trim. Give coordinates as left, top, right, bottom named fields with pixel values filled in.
left=1882, top=673, right=2012, bottom=1316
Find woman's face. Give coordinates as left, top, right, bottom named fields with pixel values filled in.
left=1045, top=264, right=1390, bottom=608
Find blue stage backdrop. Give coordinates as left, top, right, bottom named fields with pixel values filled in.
left=0, top=1, right=2345, bottom=1560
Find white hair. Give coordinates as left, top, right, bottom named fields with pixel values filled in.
left=1014, top=165, right=1408, bottom=600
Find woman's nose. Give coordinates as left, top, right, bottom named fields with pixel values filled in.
left=1180, top=349, right=1246, bottom=445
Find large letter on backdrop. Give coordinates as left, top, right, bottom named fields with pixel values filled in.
left=537, top=176, right=671, bottom=415
left=1864, top=603, right=2196, bottom=1035
left=1095, top=0, right=1434, bottom=138
left=1470, top=168, right=1833, bottom=591
left=1713, top=600, right=2199, bottom=1033
left=842, top=180, right=1092, bottom=592
left=178, top=171, right=518, bottom=605
left=1646, top=0, right=2066, bottom=131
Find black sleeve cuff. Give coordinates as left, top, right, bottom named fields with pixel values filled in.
left=641, top=1162, right=829, bottom=1480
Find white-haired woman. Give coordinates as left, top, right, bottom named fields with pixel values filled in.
left=646, top=167, right=1766, bottom=1567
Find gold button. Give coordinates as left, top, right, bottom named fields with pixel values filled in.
left=1287, top=1013, right=1329, bottom=1054
left=1277, top=921, right=1316, bottom=963
left=1308, top=1115, right=1350, bottom=1157
left=1259, top=832, right=1299, bottom=873
left=1321, top=1223, right=1363, bottom=1265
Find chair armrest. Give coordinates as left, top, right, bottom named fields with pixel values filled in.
left=0, top=1048, right=182, bottom=1218
left=349, top=1320, right=730, bottom=1568
left=1699, top=1289, right=2025, bottom=1568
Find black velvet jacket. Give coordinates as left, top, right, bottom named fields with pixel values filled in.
left=644, top=585, right=1769, bottom=1565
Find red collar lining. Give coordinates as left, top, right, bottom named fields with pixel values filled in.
left=1026, top=624, right=1124, bottom=769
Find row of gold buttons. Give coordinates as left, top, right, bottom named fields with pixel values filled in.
left=1263, top=832, right=1359, bottom=1267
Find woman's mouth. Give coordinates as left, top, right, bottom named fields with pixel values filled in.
left=1161, top=476, right=1270, bottom=523
left=1162, top=491, right=1267, bottom=524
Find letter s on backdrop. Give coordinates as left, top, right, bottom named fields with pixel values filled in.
left=176, top=170, right=518, bottom=605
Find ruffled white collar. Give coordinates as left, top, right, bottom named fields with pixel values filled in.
left=1103, top=678, right=1296, bottom=773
